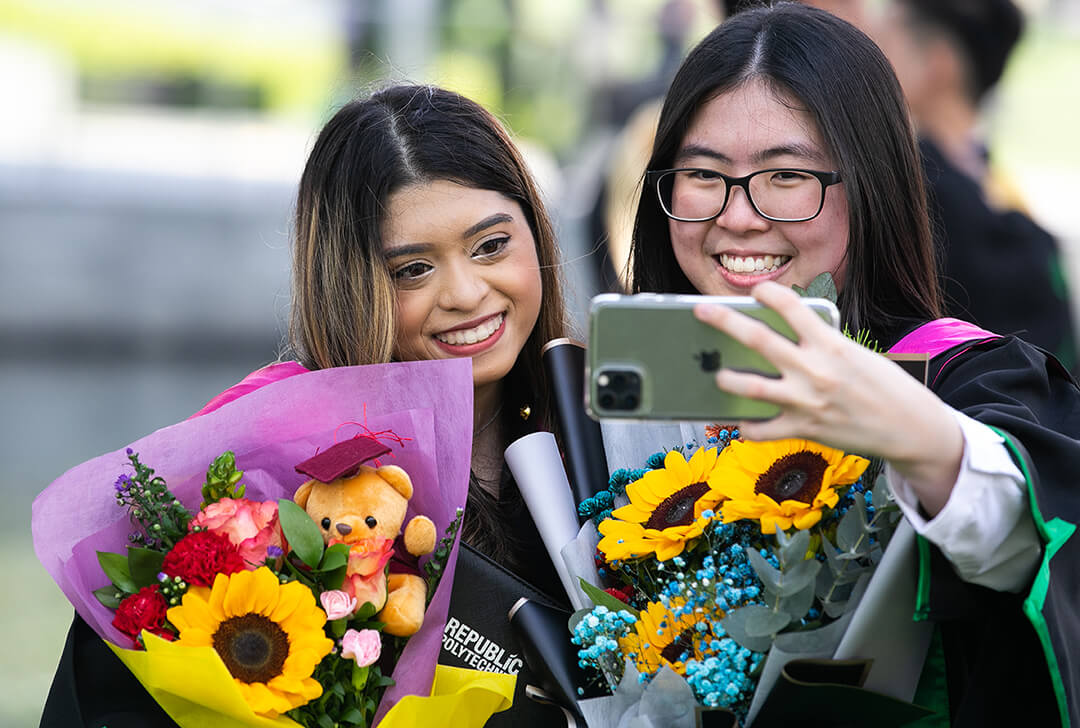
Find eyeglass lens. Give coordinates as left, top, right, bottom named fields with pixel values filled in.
left=660, top=169, right=826, bottom=222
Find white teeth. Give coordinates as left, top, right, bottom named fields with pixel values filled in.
left=719, top=254, right=789, bottom=275
left=435, top=314, right=504, bottom=346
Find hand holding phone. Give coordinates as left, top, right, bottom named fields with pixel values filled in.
left=586, top=293, right=840, bottom=421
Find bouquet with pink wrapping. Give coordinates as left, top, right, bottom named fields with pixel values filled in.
left=33, top=360, right=515, bottom=727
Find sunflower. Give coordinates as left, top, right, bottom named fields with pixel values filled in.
left=619, top=598, right=710, bottom=675
left=167, top=566, right=334, bottom=716
left=598, top=447, right=723, bottom=562
left=714, top=439, right=869, bottom=534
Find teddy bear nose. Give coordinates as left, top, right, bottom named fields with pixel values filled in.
left=336, top=523, right=352, bottom=535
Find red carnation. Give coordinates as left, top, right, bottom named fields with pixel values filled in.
left=604, top=585, right=634, bottom=603
left=161, top=530, right=245, bottom=586
left=113, top=585, right=172, bottom=646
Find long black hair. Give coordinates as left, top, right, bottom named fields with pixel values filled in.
left=630, top=3, right=942, bottom=338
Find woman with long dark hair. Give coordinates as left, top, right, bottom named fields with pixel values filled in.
left=629, top=5, right=1078, bottom=725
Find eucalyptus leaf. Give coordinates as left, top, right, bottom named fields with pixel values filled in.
left=93, top=585, right=124, bottom=609
left=747, top=549, right=783, bottom=594
left=97, top=551, right=137, bottom=594
left=836, top=503, right=864, bottom=553
left=872, top=474, right=892, bottom=511
left=278, top=498, right=325, bottom=568
left=743, top=604, right=791, bottom=638
left=773, top=557, right=822, bottom=597
left=775, top=528, right=811, bottom=567
left=720, top=606, right=778, bottom=652
left=580, top=577, right=639, bottom=618
left=127, top=547, right=166, bottom=588
left=805, top=272, right=838, bottom=302
left=776, top=580, right=816, bottom=621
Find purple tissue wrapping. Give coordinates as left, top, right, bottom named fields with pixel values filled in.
left=32, top=359, right=473, bottom=720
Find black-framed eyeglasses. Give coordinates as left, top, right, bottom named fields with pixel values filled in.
left=646, top=167, right=843, bottom=223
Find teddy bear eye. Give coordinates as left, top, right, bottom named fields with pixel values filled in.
left=320, top=518, right=331, bottom=530
left=365, top=516, right=377, bottom=529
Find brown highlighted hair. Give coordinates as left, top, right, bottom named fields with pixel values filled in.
left=289, top=84, right=567, bottom=566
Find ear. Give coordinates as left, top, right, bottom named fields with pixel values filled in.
left=293, top=480, right=315, bottom=510
left=375, top=465, right=413, bottom=500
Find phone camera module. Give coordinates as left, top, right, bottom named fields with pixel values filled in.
left=595, top=369, right=642, bottom=412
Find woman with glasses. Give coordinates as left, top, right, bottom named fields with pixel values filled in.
left=629, top=4, right=1078, bottom=726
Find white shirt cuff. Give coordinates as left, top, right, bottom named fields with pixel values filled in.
left=886, top=410, right=1042, bottom=592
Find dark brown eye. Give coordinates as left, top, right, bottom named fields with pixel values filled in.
left=365, top=516, right=377, bottom=529
left=321, top=518, right=331, bottom=530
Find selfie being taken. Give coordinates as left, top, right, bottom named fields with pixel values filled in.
left=12, top=1, right=1080, bottom=727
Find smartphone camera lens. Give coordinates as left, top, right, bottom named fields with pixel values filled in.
left=595, top=369, right=642, bottom=412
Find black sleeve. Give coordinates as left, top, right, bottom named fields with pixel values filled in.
left=920, top=337, right=1080, bottom=728
left=40, top=613, right=179, bottom=728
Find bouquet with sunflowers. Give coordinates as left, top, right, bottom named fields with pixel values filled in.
left=34, top=360, right=516, bottom=728
left=566, top=423, right=933, bottom=727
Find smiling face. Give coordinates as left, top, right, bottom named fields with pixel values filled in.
left=668, top=80, right=850, bottom=296
left=383, top=180, right=543, bottom=394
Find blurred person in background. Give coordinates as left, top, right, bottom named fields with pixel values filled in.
left=41, top=83, right=571, bottom=727
left=867, top=0, right=1077, bottom=371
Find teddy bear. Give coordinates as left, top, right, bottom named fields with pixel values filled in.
left=293, top=438, right=437, bottom=637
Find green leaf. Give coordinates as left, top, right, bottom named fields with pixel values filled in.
left=351, top=663, right=370, bottom=691
left=319, top=542, right=350, bottom=572
left=93, top=585, right=124, bottom=609
left=746, top=548, right=783, bottom=594
left=805, top=272, right=838, bottom=303
left=340, top=707, right=367, bottom=723
left=98, top=551, right=138, bottom=594
left=330, top=618, right=348, bottom=639
left=791, top=284, right=808, bottom=297
left=320, top=564, right=347, bottom=592
left=317, top=713, right=335, bottom=728
left=278, top=498, right=325, bottom=568
left=372, top=673, right=395, bottom=688
left=775, top=581, right=816, bottom=621
left=720, top=606, right=778, bottom=652
left=744, top=604, right=791, bottom=637
left=127, top=547, right=166, bottom=588
left=354, top=601, right=378, bottom=621
left=579, top=578, right=639, bottom=618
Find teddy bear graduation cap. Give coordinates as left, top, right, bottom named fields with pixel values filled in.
left=292, top=436, right=438, bottom=637
left=294, top=437, right=392, bottom=483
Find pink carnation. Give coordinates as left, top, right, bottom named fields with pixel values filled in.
left=191, top=498, right=282, bottom=567
left=320, top=589, right=358, bottom=620
left=341, top=628, right=382, bottom=667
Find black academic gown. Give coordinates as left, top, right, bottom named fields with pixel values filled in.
left=911, top=330, right=1080, bottom=727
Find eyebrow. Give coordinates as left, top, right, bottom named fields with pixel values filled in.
left=675, top=142, right=828, bottom=167
left=462, top=212, right=514, bottom=239
left=383, top=212, right=516, bottom=260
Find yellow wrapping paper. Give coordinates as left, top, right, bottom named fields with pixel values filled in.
left=109, top=633, right=516, bottom=728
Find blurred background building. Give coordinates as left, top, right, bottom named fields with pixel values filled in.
left=2, top=0, right=1077, bottom=724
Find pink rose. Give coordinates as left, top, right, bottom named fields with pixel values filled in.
left=341, top=628, right=382, bottom=667
left=191, top=498, right=283, bottom=566
left=320, top=589, right=358, bottom=620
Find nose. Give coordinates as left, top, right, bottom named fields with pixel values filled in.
left=713, top=184, right=770, bottom=233
left=437, top=258, right=490, bottom=311
left=336, top=523, right=352, bottom=536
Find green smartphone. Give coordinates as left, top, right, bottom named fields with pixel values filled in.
left=585, top=293, right=840, bottom=421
